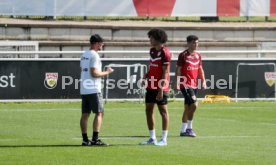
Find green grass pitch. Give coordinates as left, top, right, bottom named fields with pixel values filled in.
left=0, top=101, right=275, bottom=165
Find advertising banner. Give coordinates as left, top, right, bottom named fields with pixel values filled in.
left=0, top=0, right=276, bottom=17
left=0, top=59, right=275, bottom=100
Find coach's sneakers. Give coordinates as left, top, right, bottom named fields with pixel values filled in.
left=155, top=139, right=167, bottom=146
left=139, top=138, right=157, bottom=145
left=180, top=129, right=197, bottom=137
left=81, top=140, right=92, bottom=146
left=91, top=139, right=109, bottom=146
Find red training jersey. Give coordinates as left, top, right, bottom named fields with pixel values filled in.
left=146, top=46, right=171, bottom=92
left=177, top=49, right=202, bottom=89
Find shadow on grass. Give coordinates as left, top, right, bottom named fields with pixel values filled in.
left=0, top=136, right=157, bottom=148
left=0, top=144, right=82, bottom=148
left=0, top=144, right=141, bottom=148
left=101, top=135, right=148, bottom=138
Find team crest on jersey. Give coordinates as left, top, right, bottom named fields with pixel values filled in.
left=264, top=72, right=276, bottom=87
left=44, top=73, right=58, bottom=89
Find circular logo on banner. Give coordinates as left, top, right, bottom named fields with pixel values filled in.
left=44, top=72, right=58, bottom=89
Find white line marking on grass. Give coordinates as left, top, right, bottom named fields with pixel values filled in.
left=197, top=107, right=273, bottom=110
left=0, top=108, right=79, bottom=112
left=196, top=135, right=262, bottom=139
left=0, top=107, right=143, bottom=112
left=0, top=139, right=18, bottom=141
left=169, top=107, right=271, bottom=111
left=204, top=118, right=276, bottom=125
left=259, top=122, right=276, bottom=126
left=107, top=108, right=142, bottom=111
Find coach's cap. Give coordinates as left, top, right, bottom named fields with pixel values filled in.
left=90, top=34, right=104, bottom=44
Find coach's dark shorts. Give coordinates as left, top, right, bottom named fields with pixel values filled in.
left=81, top=93, right=104, bottom=114
left=181, top=88, right=198, bottom=105
left=145, top=89, right=169, bottom=105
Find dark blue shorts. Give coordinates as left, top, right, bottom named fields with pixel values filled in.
left=81, top=93, right=104, bottom=113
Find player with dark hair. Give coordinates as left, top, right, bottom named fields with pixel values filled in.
left=140, top=29, right=171, bottom=146
left=175, top=35, right=206, bottom=137
left=80, top=34, right=114, bottom=146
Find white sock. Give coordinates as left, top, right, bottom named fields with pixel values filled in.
left=161, top=130, right=168, bottom=141
left=181, top=123, right=188, bottom=133
left=187, top=120, right=193, bottom=129
left=149, top=130, right=156, bottom=140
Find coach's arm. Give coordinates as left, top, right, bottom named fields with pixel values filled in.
left=90, top=67, right=114, bottom=78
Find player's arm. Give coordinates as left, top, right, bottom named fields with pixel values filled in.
left=143, top=72, right=149, bottom=80
left=175, top=53, right=183, bottom=90
left=156, top=64, right=169, bottom=100
left=140, top=71, right=149, bottom=87
left=160, top=64, right=169, bottom=90
left=198, top=66, right=206, bottom=89
left=90, top=67, right=113, bottom=78
left=174, top=65, right=182, bottom=90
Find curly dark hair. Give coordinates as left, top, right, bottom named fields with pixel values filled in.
left=147, top=28, right=168, bottom=44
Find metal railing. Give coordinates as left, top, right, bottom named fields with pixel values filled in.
left=1, top=50, right=276, bottom=59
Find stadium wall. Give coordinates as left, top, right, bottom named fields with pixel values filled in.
left=1, top=19, right=275, bottom=58
left=0, top=58, right=275, bottom=100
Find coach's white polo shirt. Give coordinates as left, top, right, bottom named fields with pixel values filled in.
left=80, top=50, right=102, bottom=95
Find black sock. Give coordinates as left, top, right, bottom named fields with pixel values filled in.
left=92, top=132, right=99, bottom=141
left=82, top=133, right=88, bottom=142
